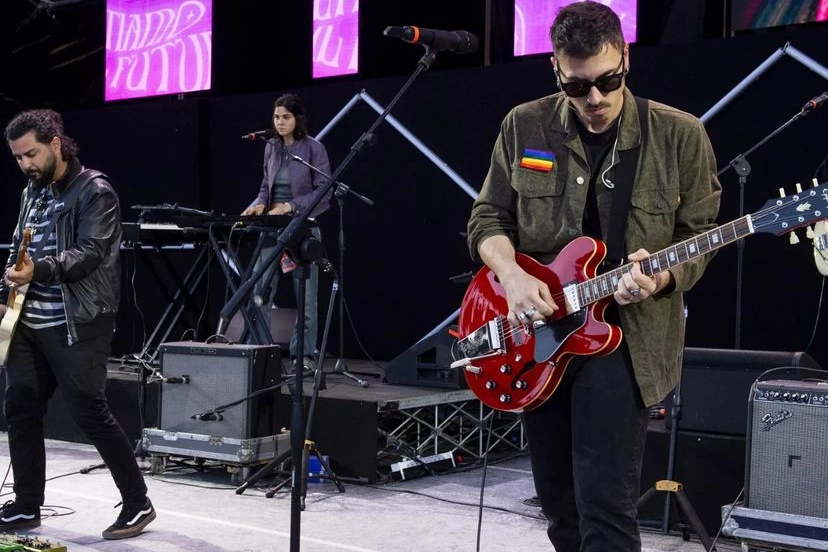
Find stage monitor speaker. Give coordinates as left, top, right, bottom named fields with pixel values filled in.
left=746, top=379, right=828, bottom=518
left=665, top=348, right=821, bottom=436
left=159, top=342, right=282, bottom=438
left=385, top=329, right=466, bottom=389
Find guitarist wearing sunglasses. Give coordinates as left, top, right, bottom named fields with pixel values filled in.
left=1, top=109, right=155, bottom=540
left=466, top=2, right=721, bottom=551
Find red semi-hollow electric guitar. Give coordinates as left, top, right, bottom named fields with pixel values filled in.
left=455, top=181, right=828, bottom=413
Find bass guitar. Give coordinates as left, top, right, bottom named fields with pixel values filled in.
left=454, top=181, right=828, bottom=412
left=0, top=228, right=33, bottom=365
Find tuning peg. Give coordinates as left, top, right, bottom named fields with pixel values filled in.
left=789, top=231, right=800, bottom=245
left=814, top=178, right=820, bottom=188
left=779, top=187, right=786, bottom=197
left=807, top=226, right=815, bottom=239
left=795, top=183, right=803, bottom=194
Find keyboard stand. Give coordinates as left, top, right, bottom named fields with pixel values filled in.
left=123, top=242, right=213, bottom=364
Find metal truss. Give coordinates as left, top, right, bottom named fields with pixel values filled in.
left=379, top=390, right=526, bottom=461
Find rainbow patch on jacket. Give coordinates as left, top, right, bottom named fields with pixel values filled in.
left=519, top=149, right=555, bottom=172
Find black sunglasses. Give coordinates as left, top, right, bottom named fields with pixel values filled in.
left=556, top=57, right=626, bottom=98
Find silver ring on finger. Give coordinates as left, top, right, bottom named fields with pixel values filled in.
left=524, top=307, right=537, bottom=318
left=630, top=288, right=641, bottom=297
left=517, top=311, right=527, bottom=320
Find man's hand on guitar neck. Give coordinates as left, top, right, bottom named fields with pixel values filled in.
left=5, top=253, right=34, bottom=287
left=614, top=248, right=672, bottom=306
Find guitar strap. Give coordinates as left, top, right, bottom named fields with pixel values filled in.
left=603, top=95, right=649, bottom=268
left=26, top=168, right=107, bottom=260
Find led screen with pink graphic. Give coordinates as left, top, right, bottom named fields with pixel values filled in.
left=731, top=0, right=828, bottom=32
left=105, top=0, right=213, bottom=101
left=313, top=0, right=359, bottom=79
left=514, top=0, right=637, bottom=57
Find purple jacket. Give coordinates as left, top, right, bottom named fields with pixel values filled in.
left=250, top=135, right=332, bottom=218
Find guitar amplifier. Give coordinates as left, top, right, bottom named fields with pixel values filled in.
left=746, top=379, right=828, bottom=518
left=158, top=342, right=283, bottom=439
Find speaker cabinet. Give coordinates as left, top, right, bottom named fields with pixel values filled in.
left=159, top=342, right=282, bottom=438
left=746, top=379, right=828, bottom=518
left=665, top=348, right=821, bottom=435
left=384, top=329, right=465, bottom=389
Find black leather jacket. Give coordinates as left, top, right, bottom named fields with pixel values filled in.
left=0, top=158, right=121, bottom=344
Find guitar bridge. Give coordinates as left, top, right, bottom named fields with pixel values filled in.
left=452, top=318, right=504, bottom=369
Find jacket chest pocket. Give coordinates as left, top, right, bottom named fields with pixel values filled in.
left=511, top=167, right=574, bottom=250
left=629, top=184, right=680, bottom=246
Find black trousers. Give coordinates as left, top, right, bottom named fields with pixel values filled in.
left=523, top=345, right=650, bottom=552
left=4, top=323, right=147, bottom=508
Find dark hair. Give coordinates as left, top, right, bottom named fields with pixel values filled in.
left=273, top=93, right=308, bottom=140
left=4, top=108, right=79, bottom=160
left=551, top=0, right=625, bottom=59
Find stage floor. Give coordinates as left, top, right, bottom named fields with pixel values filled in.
left=0, top=434, right=741, bottom=552
left=0, top=356, right=746, bottom=551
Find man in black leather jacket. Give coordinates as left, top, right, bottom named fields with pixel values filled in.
left=0, top=109, right=155, bottom=539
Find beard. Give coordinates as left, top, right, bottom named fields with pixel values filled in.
left=27, top=151, right=57, bottom=189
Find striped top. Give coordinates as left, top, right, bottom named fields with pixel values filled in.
left=21, top=187, right=66, bottom=329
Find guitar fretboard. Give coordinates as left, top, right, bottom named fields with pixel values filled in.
left=577, top=215, right=753, bottom=305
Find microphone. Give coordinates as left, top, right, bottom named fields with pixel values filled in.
left=241, top=129, right=274, bottom=141
left=383, top=26, right=479, bottom=54
left=801, top=92, right=828, bottom=114
left=191, top=412, right=223, bottom=421
left=163, top=375, right=190, bottom=384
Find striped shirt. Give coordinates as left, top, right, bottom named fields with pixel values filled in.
left=21, top=187, right=66, bottom=329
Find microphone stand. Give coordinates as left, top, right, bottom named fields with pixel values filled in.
left=716, top=102, right=818, bottom=349
left=290, top=154, right=373, bottom=387
left=216, top=44, right=441, bottom=552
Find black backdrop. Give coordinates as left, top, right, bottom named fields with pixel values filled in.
left=1, top=15, right=826, bottom=368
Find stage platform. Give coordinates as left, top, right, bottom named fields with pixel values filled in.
left=0, top=356, right=751, bottom=551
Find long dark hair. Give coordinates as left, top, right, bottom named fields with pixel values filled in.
left=4, top=108, right=79, bottom=161
left=273, top=93, right=308, bottom=141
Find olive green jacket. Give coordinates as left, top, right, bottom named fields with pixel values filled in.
left=467, top=88, right=722, bottom=406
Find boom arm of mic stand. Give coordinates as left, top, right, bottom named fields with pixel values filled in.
left=218, top=49, right=437, bottom=333
left=291, top=155, right=374, bottom=207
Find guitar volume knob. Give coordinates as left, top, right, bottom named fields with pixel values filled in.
left=514, top=380, right=528, bottom=389
left=499, top=394, right=511, bottom=403
left=485, top=381, right=497, bottom=390
left=499, top=364, right=511, bottom=374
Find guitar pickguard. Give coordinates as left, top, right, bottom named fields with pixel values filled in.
left=534, top=308, right=587, bottom=363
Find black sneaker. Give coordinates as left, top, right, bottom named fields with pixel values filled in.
left=101, top=498, right=156, bottom=540
left=0, top=500, right=40, bottom=531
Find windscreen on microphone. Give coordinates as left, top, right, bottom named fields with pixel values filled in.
left=241, top=129, right=274, bottom=141
left=802, top=91, right=828, bottom=114
left=383, top=26, right=479, bottom=54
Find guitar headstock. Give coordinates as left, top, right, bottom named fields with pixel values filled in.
left=752, top=180, right=828, bottom=237
left=21, top=227, right=33, bottom=248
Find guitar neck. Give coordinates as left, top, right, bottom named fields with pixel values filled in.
left=580, top=215, right=753, bottom=304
